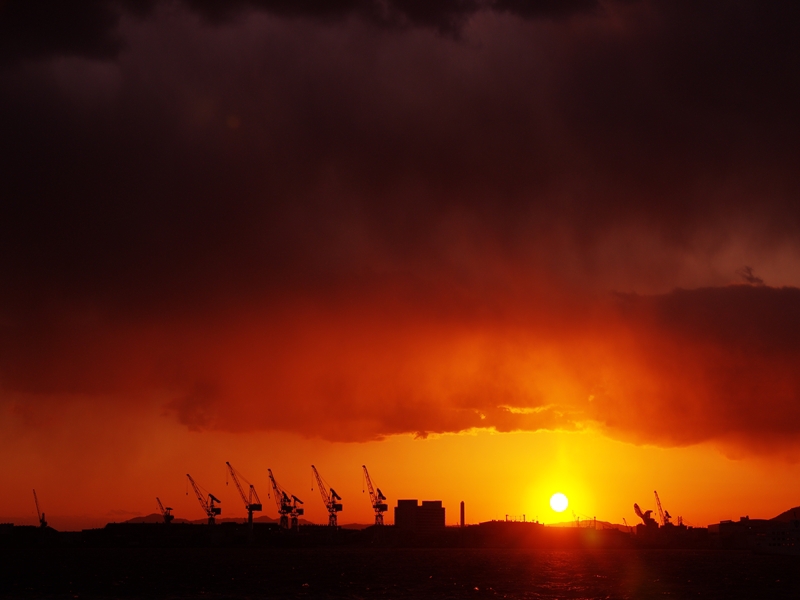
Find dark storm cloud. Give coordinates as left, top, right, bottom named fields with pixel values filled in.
left=736, top=267, right=764, bottom=286
left=594, top=285, right=800, bottom=454
left=1, top=0, right=800, bottom=456
left=184, top=0, right=603, bottom=30
left=0, top=0, right=614, bottom=64
left=0, top=0, right=157, bottom=64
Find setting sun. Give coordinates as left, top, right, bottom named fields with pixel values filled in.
left=550, top=493, right=569, bottom=513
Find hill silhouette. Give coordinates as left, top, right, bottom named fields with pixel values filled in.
left=547, top=519, right=633, bottom=532
left=123, top=513, right=192, bottom=524
left=338, top=523, right=371, bottom=530
left=771, top=506, right=800, bottom=522
left=122, top=513, right=323, bottom=526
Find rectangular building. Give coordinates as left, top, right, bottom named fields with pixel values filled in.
left=394, top=499, right=445, bottom=531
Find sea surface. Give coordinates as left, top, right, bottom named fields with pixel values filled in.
left=2, top=547, right=798, bottom=599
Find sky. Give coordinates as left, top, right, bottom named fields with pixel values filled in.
left=2, top=0, right=800, bottom=530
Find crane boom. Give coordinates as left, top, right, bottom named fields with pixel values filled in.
left=312, top=465, right=330, bottom=505
left=226, top=462, right=263, bottom=527
left=33, top=489, right=47, bottom=528
left=312, top=465, right=343, bottom=527
left=156, top=497, right=174, bottom=523
left=186, top=474, right=221, bottom=525
left=362, top=465, right=388, bottom=525
left=268, top=468, right=290, bottom=528
left=634, top=502, right=657, bottom=527
left=654, top=490, right=670, bottom=526
left=268, top=469, right=304, bottom=531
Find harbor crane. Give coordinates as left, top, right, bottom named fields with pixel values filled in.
left=33, top=489, right=46, bottom=529
left=654, top=490, right=671, bottom=526
left=311, top=465, right=343, bottom=527
left=186, top=474, right=221, bottom=525
left=268, top=468, right=304, bottom=531
left=362, top=465, right=387, bottom=525
left=226, top=462, right=263, bottom=528
left=156, top=497, right=174, bottom=524
left=634, top=502, right=658, bottom=527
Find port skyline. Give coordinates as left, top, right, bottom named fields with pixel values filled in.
left=5, top=428, right=798, bottom=532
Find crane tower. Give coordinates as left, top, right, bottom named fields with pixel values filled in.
left=33, top=489, right=47, bottom=529
left=362, top=465, right=388, bottom=525
left=311, top=465, right=343, bottom=527
left=633, top=502, right=658, bottom=527
left=226, top=462, right=263, bottom=528
left=156, top=497, right=174, bottom=524
left=268, top=468, right=304, bottom=531
left=654, top=490, right=671, bottom=526
left=186, top=474, right=222, bottom=525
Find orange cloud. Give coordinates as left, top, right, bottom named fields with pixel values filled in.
left=4, top=281, right=798, bottom=459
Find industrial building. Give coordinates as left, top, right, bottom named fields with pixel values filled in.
left=394, top=499, right=445, bottom=531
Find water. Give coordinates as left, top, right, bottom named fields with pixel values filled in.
left=2, top=547, right=798, bottom=598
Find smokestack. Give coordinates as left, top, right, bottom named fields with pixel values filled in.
left=460, top=501, right=465, bottom=527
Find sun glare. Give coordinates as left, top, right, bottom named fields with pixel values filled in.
left=550, top=492, right=568, bottom=513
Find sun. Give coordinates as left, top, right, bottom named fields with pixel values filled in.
left=550, top=492, right=568, bottom=513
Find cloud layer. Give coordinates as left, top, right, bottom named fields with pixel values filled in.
left=1, top=0, right=800, bottom=456
left=0, top=0, right=613, bottom=64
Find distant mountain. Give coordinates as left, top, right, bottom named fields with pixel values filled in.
left=124, top=513, right=192, bottom=524
left=338, top=523, right=371, bottom=530
left=771, top=506, right=800, bottom=522
left=547, top=519, right=633, bottom=532
left=252, top=515, right=279, bottom=524
left=185, top=516, right=283, bottom=525
left=123, top=514, right=276, bottom=525
left=123, top=514, right=331, bottom=527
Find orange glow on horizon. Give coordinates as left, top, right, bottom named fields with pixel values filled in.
left=4, top=403, right=800, bottom=532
